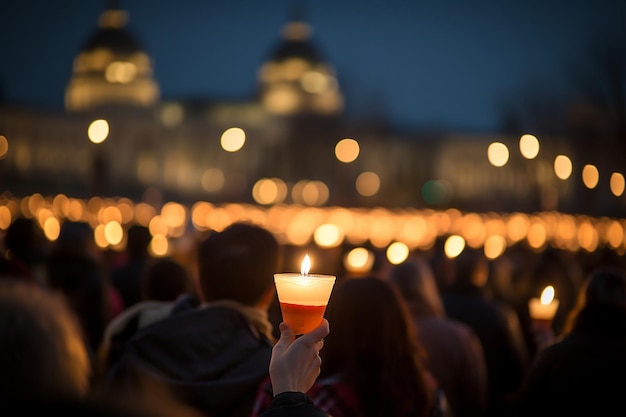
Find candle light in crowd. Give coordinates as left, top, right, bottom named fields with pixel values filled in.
left=274, top=254, right=336, bottom=335
left=528, top=285, right=559, bottom=329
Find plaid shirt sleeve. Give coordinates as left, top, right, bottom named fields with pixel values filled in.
left=308, top=377, right=361, bottom=417
left=250, top=375, right=274, bottom=417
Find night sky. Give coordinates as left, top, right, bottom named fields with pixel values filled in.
left=1, top=0, right=625, bottom=133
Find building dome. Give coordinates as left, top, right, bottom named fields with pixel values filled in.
left=257, top=11, right=343, bottom=116
left=65, top=1, right=159, bottom=112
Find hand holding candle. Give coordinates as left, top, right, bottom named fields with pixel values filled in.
left=274, top=254, right=336, bottom=335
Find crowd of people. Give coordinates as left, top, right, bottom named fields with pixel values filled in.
left=1, top=215, right=625, bottom=417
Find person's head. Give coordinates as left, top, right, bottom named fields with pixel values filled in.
left=126, top=225, right=151, bottom=259
left=0, top=280, right=91, bottom=400
left=45, top=251, right=111, bottom=352
left=582, top=266, right=626, bottom=310
left=196, top=222, right=280, bottom=307
left=389, top=257, right=445, bottom=317
left=452, top=247, right=489, bottom=289
left=55, top=221, right=96, bottom=257
left=563, top=266, right=626, bottom=334
left=141, top=258, right=193, bottom=302
left=321, top=276, right=432, bottom=417
left=4, top=217, right=46, bottom=266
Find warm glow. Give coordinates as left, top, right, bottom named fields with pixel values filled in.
left=88, top=119, right=109, bottom=144
left=43, top=217, right=61, bottom=241
left=607, top=221, right=624, bottom=249
left=314, top=223, right=343, bottom=248
left=487, top=142, right=509, bottom=167
left=610, top=172, right=625, bottom=196
left=578, top=221, right=598, bottom=252
left=554, top=155, right=572, bottom=180
left=527, top=221, right=547, bottom=249
left=582, top=164, right=599, bottom=189
left=301, top=254, right=311, bottom=275
left=105, top=61, right=137, bottom=84
left=104, top=221, right=123, bottom=245
left=356, top=171, right=380, bottom=197
left=160, top=102, right=184, bottom=127
left=343, top=247, right=374, bottom=274
left=253, top=178, right=287, bottom=205
left=507, top=213, right=530, bottom=242
left=0, top=206, right=11, bottom=230
left=386, top=241, right=409, bottom=265
left=519, top=134, right=539, bottom=159
left=161, top=202, right=187, bottom=229
left=220, top=127, right=246, bottom=152
left=301, top=181, right=329, bottom=206
left=135, top=203, right=156, bottom=227
left=94, top=224, right=108, bottom=248
left=202, top=168, right=225, bottom=192
left=0, top=135, right=8, bottom=159
left=540, top=286, right=555, bottom=305
left=149, top=215, right=168, bottom=237
left=100, top=205, right=122, bottom=224
left=528, top=285, right=559, bottom=321
left=301, top=71, right=329, bottom=93
left=444, top=235, right=465, bottom=258
left=335, top=138, right=360, bottom=163
left=150, top=234, right=169, bottom=256
left=484, top=234, right=506, bottom=259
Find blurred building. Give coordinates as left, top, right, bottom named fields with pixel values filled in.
left=0, top=1, right=624, bottom=219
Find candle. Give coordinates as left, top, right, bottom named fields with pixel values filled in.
left=528, top=285, right=559, bottom=326
left=274, top=254, right=336, bottom=335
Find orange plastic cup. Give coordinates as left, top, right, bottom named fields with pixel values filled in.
left=274, top=273, right=336, bottom=335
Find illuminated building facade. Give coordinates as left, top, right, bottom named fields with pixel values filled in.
left=0, top=1, right=624, bottom=221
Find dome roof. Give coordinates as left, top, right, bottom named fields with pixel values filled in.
left=82, top=9, right=142, bottom=54
left=65, top=1, right=159, bottom=112
left=267, top=21, right=324, bottom=65
left=258, top=12, right=343, bottom=117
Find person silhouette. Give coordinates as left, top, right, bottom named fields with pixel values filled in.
left=105, top=221, right=282, bottom=417
left=512, top=265, right=626, bottom=416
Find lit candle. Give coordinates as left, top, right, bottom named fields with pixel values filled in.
left=528, top=285, right=559, bottom=328
left=274, top=254, right=336, bottom=335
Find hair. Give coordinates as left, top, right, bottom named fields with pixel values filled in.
left=0, top=280, right=90, bottom=400
left=389, top=257, right=445, bottom=317
left=4, top=217, right=45, bottom=265
left=451, top=247, right=489, bottom=290
left=126, top=225, right=152, bottom=259
left=563, top=265, right=626, bottom=333
left=45, top=251, right=111, bottom=354
left=320, top=276, right=433, bottom=417
left=141, top=258, right=193, bottom=302
left=196, top=222, right=280, bottom=306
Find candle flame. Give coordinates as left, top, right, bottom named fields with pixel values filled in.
left=301, top=254, right=311, bottom=276
left=540, top=285, right=555, bottom=305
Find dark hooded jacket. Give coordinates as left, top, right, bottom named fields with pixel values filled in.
left=106, top=295, right=273, bottom=417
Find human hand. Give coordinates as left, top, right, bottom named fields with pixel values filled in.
left=269, top=318, right=330, bottom=396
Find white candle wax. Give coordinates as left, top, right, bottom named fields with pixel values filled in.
left=274, top=273, right=336, bottom=306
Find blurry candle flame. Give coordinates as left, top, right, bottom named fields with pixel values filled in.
left=540, top=286, right=555, bottom=305
left=301, top=254, right=311, bottom=276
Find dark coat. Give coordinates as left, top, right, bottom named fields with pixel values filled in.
left=106, top=298, right=273, bottom=417
left=513, top=306, right=626, bottom=416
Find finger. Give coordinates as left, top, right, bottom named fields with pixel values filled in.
left=274, top=322, right=295, bottom=352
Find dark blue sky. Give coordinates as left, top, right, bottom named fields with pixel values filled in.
left=1, top=0, right=625, bottom=132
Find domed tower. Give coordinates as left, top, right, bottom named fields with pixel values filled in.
left=257, top=8, right=344, bottom=116
left=65, top=0, right=159, bottom=112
